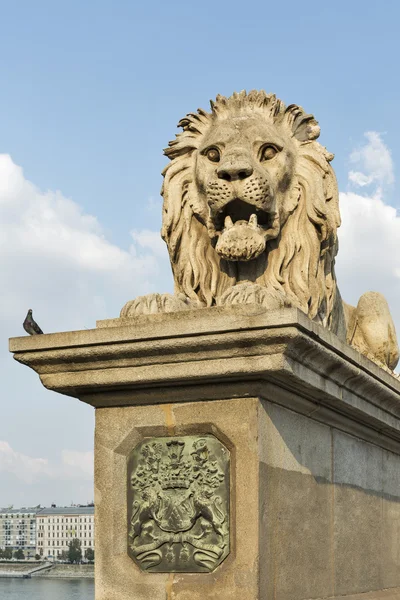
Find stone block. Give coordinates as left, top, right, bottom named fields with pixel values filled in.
left=333, top=432, right=383, bottom=595
left=381, top=449, right=400, bottom=588
left=259, top=401, right=333, bottom=600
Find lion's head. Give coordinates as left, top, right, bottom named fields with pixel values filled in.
left=161, top=90, right=341, bottom=329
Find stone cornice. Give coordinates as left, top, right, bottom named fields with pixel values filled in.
left=9, top=305, right=400, bottom=445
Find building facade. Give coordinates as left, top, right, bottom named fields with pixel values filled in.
left=36, top=506, right=94, bottom=560
left=0, top=508, right=39, bottom=557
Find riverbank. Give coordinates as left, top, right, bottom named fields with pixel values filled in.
left=0, top=562, right=94, bottom=579
left=34, top=564, right=94, bottom=578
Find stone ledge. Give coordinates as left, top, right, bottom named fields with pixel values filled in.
left=9, top=305, right=400, bottom=448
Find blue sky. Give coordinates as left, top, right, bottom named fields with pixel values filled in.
left=2, top=0, right=400, bottom=231
left=1, top=0, right=400, bottom=506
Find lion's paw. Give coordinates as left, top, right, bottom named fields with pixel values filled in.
left=120, top=293, right=191, bottom=317
left=216, top=283, right=288, bottom=310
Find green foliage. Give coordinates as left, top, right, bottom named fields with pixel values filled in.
left=13, top=549, right=25, bottom=560
left=3, top=548, right=12, bottom=560
left=35, top=554, right=41, bottom=561
left=85, top=547, right=94, bottom=562
left=60, top=550, right=68, bottom=562
left=67, top=538, right=82, bottom=564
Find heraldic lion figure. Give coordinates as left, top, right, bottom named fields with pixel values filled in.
left=121, top=90, right=398, bottom=372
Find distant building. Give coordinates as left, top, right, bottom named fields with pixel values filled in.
left=0, top=508, right=40, bottom=557
left=36, top=506, right=95, bottom=560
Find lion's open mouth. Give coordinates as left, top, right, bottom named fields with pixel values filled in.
left=214, top=198, right=272, bottom=232
left=210, top=198, right=280, bottom=262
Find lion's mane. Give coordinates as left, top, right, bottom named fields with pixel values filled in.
left=161, top=90, right=342, bottom=332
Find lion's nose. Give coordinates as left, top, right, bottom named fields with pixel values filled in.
left=217, top=161, right=253, bottom=182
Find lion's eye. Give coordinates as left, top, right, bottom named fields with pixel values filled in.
left=205, top=147, right=220, bottom=163
left=260, top=145, right=279, bottom=161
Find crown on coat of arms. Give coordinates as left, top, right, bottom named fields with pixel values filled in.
left=158, top=440, right=192, bottom=489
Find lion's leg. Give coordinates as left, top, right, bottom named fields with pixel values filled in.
left=120, top=293, right=191, bottom=317
left=345, top=292, right=399, bottom=371
left=216, top=282, right=288, bottom=310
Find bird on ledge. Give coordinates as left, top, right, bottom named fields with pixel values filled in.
left=23, top=309, right=43, bottom=335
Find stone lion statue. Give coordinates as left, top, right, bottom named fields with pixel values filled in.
left=121, top=90, right=398, bottom=372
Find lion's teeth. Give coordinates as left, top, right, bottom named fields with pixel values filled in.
left=224, top=215, right=234, bottom=229
left=249, top=213, right=258, bottom=228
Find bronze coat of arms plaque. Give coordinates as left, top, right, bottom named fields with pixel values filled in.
left=127, top=435, right=230, bottom=572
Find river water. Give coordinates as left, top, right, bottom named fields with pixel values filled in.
left=0, top=578, right=94, bottom=599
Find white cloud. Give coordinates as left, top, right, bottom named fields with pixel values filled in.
left=348, top=171, right=375, bottom=187
left=337, top=192, right=400, bottom=305
left=337, top=133, right=400, bottom=352
left=0, top=441, right=94, bottom=488
left=0, top=441, right=49, bottom=485
left=131, top=229, right=167, bottom=258
left=0, top=153, right=172, bottom=332
left=348, top=131, right=394, bottom=189
left=61, top=450, right=94, bottom=480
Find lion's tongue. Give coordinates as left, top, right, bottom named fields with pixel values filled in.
left=216, top=218, right=266, bottom=262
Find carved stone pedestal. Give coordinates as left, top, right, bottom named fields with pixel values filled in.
left=9, top=306, right=400, bottom=600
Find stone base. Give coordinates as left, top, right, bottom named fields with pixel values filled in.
left=94, top=395, right=400, bottom=600
left=9, top=306, right=400, bottom=599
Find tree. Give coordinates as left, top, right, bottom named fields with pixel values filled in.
left=60, top=550, right=68, bottom=562
left=3, top=548, right=12, bottom=560
left=14, top=549, right=24, bottom=560
left=67, top=538, right=82, bottom=564
left=85, top=547, right=94, bottom=563
left=35, top=554, right=41, bottom=561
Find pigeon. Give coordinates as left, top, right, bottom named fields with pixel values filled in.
left=23, top=309, right=44, bottom=335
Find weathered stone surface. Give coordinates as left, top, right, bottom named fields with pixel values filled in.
left=119, top=90, right=398, bottom=372
left=258, top=401, right=400, bottom=600
left=92, top=391, right=400, bottom=600
left=9, top=306, right=400, bottom=449
left=333, top=432, right=383, bottom=595
left=95, top=398, right=260, bottom=600
left=382, top=449, right=400, bottom=588
left=258, top=401, right=334, bottom=600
